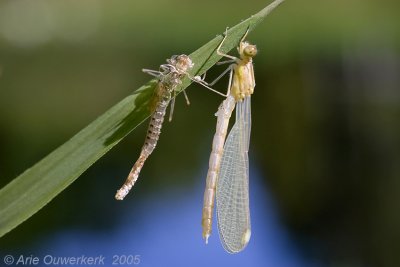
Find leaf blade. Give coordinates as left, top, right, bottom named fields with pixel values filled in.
left=0, top=0, right=286, bottom=238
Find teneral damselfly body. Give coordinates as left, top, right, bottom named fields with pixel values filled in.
left=201, top=28, right=257, bottom=253
left=115, top=55, right=194, bottom=200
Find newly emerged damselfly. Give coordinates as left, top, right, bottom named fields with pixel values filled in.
left=201, top=28, right=257, bottom=253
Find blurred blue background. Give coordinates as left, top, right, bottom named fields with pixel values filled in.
left=1, top=0, right=399, bottom=266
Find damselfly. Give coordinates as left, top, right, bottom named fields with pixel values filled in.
left=115, top=55, right=194, bottom=200
left=201, top=28, right=257, bottom=253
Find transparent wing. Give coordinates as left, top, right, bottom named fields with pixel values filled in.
left=216, top=97, right=251, bottom=253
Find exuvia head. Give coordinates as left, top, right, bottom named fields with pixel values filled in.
left=167, top=54, right=194, bottom=74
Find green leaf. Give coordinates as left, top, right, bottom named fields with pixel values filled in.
left=0, top=0, right=286, bottom=238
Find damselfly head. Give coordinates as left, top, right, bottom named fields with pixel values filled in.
left=240, top=42, right=257, bottom=59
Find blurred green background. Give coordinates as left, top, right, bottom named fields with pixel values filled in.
left=0, top=0, right=399, bottom=266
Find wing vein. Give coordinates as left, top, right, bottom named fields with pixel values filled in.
left=216, top=97, right=251, bottom=253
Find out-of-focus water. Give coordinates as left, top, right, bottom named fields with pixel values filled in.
left=29, top=166, right=307, bottom=267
